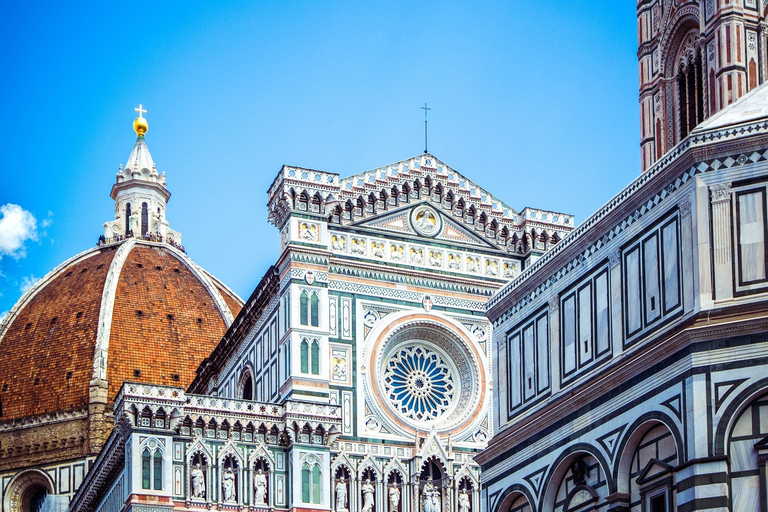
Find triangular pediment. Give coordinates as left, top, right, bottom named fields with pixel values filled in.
left=350, top=202, right=500, bottom=249
left=635, top=458, right=673, bottom=485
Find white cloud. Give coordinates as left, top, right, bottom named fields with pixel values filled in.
left=0, top=204, right=38, bottom=259
left=0, top=310, right=8, bottom=324
left=20, top=274, right=40, bottom=294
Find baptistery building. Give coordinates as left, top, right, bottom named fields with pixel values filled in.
left=478, top=78, right=768, bottom=512
left=70, top=152, right=573, bottom=512
left=0, top=111, right=243, bottom=512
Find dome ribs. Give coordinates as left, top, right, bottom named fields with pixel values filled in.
left=0, top=250, right=115, bottom=420
left=106, top=246, right=229, bottom=404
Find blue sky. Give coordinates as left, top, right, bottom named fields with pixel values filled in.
left=0, top=1, right=639, bottom=315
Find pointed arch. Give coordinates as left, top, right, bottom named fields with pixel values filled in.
left=344, top=200, right=354, bottom=221
left=300, top=338, right=309, bottom=373
left=310, top=339, right=320, bottom=375
left=466, top=205, right=477, bottom=225
left=297, top=191, right=310, bottom=212
left=311, top=192, right=323, bottom=214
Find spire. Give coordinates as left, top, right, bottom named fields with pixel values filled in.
left=101, top=106, right=182, bottom=246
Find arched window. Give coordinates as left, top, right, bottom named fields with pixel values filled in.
left=141, top=202, right=149, bottom=237
left=153, top=450, right=163, bottom=490
left=674, top=34, right=704, bottom=140
left=311, top=340, right=320, bottom=375
left=240, top=370, right=253, bottom=400
left=125, top=203, right=132, bottom=234
left=301, top=339, right=309, bottom=374
left=300, top=290, right=319, bottom=327
left=301, top=463, right=311, bottom=503
left=310, top=293, right=319, bottom=327
left=312, top=465, right=321, bottom=503
left=141, top=444, right=164, bottom=490
left=300, top=291, right=309, bottom=325
left=142, top=448, right=151, bottom=489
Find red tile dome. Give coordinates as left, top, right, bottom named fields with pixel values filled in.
left=0, top=239, right=242, bottom=422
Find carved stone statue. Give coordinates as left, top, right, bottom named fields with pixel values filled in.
left=254, top=469, right=267, bottom=505
left=191, top=463, right=205, bottom=498
left=222, top=467, right=236, bottom=502
left=570, top=458, right=589, bottom=486
left=361, top=478, right=375, bottom=512
left=422, top=477, right=440, bottom=512
left=458, top=489, right=470, bottom=512
left=335, top=479, right=348, bottom=512
left=388, top=484, right=400, bottom=512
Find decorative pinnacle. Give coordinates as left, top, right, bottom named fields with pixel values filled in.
left=133, top=104, right=148, bottom=136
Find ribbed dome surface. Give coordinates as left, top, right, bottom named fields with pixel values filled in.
left=0, top=240, right=242, bottom=421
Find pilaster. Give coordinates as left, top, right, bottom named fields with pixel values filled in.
left=709, top=182, right=733, bottom=301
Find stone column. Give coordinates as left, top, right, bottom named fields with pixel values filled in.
left=710, top=182, right=734, bottom=300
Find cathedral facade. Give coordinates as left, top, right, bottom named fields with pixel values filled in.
left=638, top=0, right=768, bottom=171
left=70, top=154, right=572, bottom=512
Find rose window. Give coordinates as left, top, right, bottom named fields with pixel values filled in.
left=383, top=345, right=455, bottom=421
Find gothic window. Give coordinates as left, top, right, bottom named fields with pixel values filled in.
left=299, top=290, right=319, bottom=327
left=142, top=448, right=151, bottom=489
left=674, top=34, right=705, bottom=140
left=311, top=340, right=319, bottom=375
left=623, top=213, right=681, bottom=343
left=300, top=338, right=320, bottom=375
left=310, top=293, right=319, bottom=326
left=301, top=458, right=322, bottom=504
left=240, top=369, right=253, bottom=400
left=301, top=464, right=311, bottom=503
left=560, top=266, right=611, bottom=380
left=125, top=203, right=132, bottom=234
left=141, top=440, right=164, bottom=490
left=141, top=202, right=149, bottom=236
left=300, top=291, right=308, bottom=325
left=153, top=451, right=162, bottom=490
left=301, top=339, right=309, bottom=373
left=507, top=309, right=550, bottom=413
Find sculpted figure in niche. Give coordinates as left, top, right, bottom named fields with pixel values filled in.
left=411, top=247, right=424, bottom=264
left=191, top=463, right=206, bottom=498
left=372, top=242, right=385, bottom=258
left=222, top=467, right=236, bottom=502
left=466, top=256, right=480, bottom=273
left=391, top=244, right=405, bottom=261
left=254, top=469, right=267, bottom=505
left=335, top=479, right=348, bottom=512
left=503, top=262, right=515, bottom=278
left=570, top=458, right=589, bottom=486
left=388, top=484, right=400, bottom=512
left=361, top=478, right=375, bottom=512
left=422, top=477, right=440, bottom=512
left=458, top=489, right=470, bottom=512
left=485, top=260, right=498, bottom=276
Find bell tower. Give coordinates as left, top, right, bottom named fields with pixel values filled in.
left=103, top=105, right=182, bottom=244
left=638, top=0, right=768, bottom=171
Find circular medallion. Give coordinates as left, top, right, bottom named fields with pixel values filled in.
left=411, top=205, right=441, bottom=237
